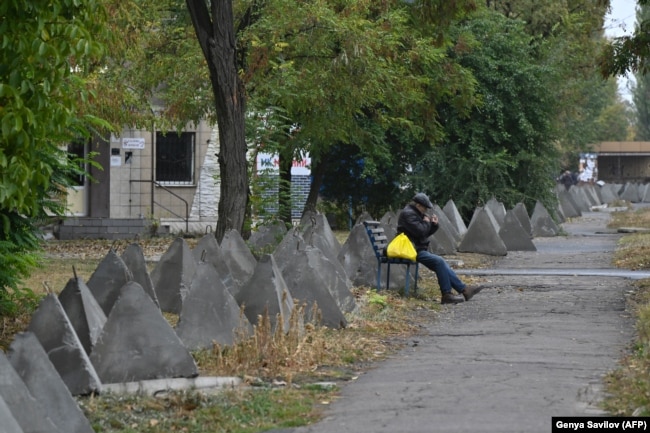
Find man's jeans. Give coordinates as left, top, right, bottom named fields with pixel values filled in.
left=417, top=250, right=466, bottom=294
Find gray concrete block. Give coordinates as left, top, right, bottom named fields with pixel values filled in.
left=499, top=210, right=537, bottom=251
left=192, top=234, right=237, bottom=295
left=621, top=182, right=641, bottom=203
left=443, top=200, right=467, bottom=237
left=249, top=220, right=288, bottom=252
left=0, top=351, right=61, bottom=433
left=151, top=238, right=196, bottom=314
left=432, top=204, right=461, bottom=244
left=300, top=213, right=342, bottom=264
left=512, top=202, right=533, bottom=237
left=8, top=332, right=94, bottom=433
left=121, top=243, right=159, bottom=308
left=354, top=211, right=374, bottom=226
left=428, top=222, right=458, bottom=255
left=599, top=183, right=620, bottom=204
left=568, top=188, right=591, bottom=212
left=556, top=190, right=581, bottom=219
left=90, top=282, right=198, bottom=383
left=276, top=245, right=354, bottom=328
left=485, top=197, right=506, bottom=227
left=175, top=262, right=252, bottom=350
left=27, top=294, right=102, bottom=396
left=337, top=223, right=409, bottom=290
left=458, top=208, right=507, bottom=256
left=87, top=248, right=133, bottom=315
left=0, top=394, right=23, bottom=433
left=58, top=276, right=107, bottom=355
left=531, top=201, right=560, bottom=237
left=220, top=229, right=257, bottom=296
left=379, top=211, right=399, bottom=227
left=235, top=254, right=295, bottom=334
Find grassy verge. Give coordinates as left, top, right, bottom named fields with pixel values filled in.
left=602, top=206, right=650, bottom=415
left=2, top=233, right=490, bottom=433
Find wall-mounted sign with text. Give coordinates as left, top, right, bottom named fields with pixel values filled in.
left=257, top=152, right=311, bottom=176
left=122, top=138, right=146, bottom=149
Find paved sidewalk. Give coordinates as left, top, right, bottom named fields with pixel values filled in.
left=287, top=210, right=636, bottom=433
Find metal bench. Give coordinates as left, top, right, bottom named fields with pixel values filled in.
left=362, top=220, right=419, bottom=296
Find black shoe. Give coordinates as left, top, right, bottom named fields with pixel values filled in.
left=462, top=285, right=485, bottom=301
left=441, top=293, right=465, bottom=304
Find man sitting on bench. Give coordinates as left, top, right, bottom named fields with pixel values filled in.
left=397, top=193, right=484, bottom=304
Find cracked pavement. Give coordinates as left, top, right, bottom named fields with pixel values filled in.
left=285, top=209, right=637, bottom=433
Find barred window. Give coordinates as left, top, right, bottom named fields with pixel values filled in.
left=67, top=141, right=86, bottom=187
left=156, top=131, right=195, bottom=185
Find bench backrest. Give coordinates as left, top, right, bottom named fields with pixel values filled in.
left=362, top=221, right=388, bottom=258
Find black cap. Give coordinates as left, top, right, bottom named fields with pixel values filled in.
left=413, top=192, right=433, bottom=209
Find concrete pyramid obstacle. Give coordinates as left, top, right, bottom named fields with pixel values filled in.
left=121, top=243, right=159, bottom=308
left=27, top=294, right=102, bottom=396
left=485, top=197, right=506, bottom=227
left=248, top=220, right=288, bottom=252
left=620, top=182, right=641, bottom=203
left=443, top=200, right=467, bottom=237
left=582, top=184, right=602, bottom=206
left=275, top=240, right=354, bottom=328
left=192, top=234, right=237, bottom=295
left=175, top=261, right=252, bottom=350
left=300, top=213, right=342, bottom=264
left=556, top=189, right=581, bottom=219
left=220, top=229, right=257, bottom=297
left=598, top=183, right=619, bottom=204
left=379, top=210, right=398, bottom=227
left=0, top=395, right=23, bottom=433
left=337, top=223, right=408, bottom=289
left=235, top=254, right=295, bottom=333
left=427, top=220, right=458, bottom=255
left=355, top=211, right=374, bottom=226
left=58, top=275, right=107, bottom=355
left=458, top=207, right=507, bottom=256
left=568, top=187, right=591, bottom=212
left=89, top=282, right=198, bottom=383
left=598, top=184, right=619, bottom=205
left=0, top=351, right=61, bottom=433
left=151, top=237, right=196, bottom=314
left=531, top=201, right=560, bottom=237
left=276, top=230, right=356, bottom=315
left=86, top=248, right=133, bottom=315
left=512, top=202, right=533, bottom=237
left=499, top=210, right=537, bottom=251
left=8, top=332, right=95, bottom=433
left=432, top=204, right=461, bottom=244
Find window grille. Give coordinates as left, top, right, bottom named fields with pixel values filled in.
left=156, top=131, right=195, bottom=185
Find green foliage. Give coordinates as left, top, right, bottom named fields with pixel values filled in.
left=0, top=0, right=111, bottom=314
left=411, top=9, right=559, bottom=219
left=633, top=3, right=650, bottom=140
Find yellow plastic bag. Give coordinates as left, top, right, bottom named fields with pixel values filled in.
left=386, top=233, right=417, bottom=261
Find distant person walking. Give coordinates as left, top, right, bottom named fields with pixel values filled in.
left=397, top=193, right=484, bottom=304
left=558, top=170, right=574, bottom=190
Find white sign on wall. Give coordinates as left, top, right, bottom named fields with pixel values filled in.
left=122, top=137, right=145, bottom=149
left=257, top=152, right=311, bottom=176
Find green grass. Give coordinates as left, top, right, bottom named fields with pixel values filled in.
left=82, top=387, right=334, bottom=433
left=602, top=207, right=650, bottom=415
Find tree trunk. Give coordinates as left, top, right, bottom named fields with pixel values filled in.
left=302, top=154, right=329, bottom=217
left=186, top=0, right=248, bottom=242
left=278, top=152, right=292, bottom=225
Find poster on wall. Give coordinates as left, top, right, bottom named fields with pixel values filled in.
left=256, top=152, right=311, bottom=176
left=578, top=153, right=598, bottom=183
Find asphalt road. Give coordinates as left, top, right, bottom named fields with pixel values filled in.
left=283, top=210, right=637, bottom=433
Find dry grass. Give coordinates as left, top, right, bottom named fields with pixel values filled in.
left=602, top=205, right=650, bottom=415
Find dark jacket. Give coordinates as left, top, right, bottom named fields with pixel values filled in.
left=397, top=203, right=438, bottom=252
